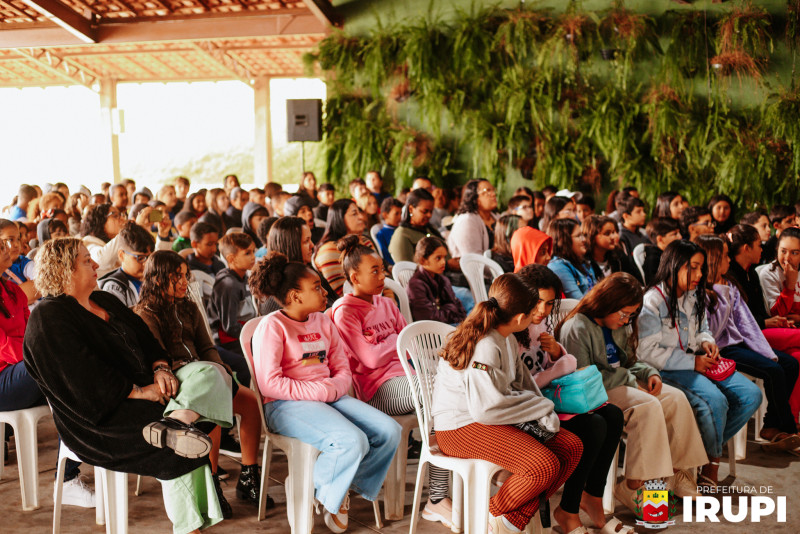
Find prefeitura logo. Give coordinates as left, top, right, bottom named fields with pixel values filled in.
left=634, top=479, right=677, bottom=529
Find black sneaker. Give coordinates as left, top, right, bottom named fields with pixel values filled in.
left=217, top=466, right=229, bottom=481
left=407, top=437, right=422, bottom=460
left=142, top=418, right=212, bottom=459
left=212, top=473, right=233, bottom=520
left=219, top=430, right=242, bottom=459
left=236, top=464, right=274, bottom=509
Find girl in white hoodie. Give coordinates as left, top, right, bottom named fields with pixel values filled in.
left=432, top=273, right=582, bottom=534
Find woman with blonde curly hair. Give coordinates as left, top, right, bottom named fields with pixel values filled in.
left=24, top=238, right=233, bottom=534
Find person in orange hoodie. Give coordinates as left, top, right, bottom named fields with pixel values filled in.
left=511, top=226, right=553, bottom=272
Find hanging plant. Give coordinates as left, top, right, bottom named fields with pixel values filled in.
left=642, top=84, right=692, bottom=184
left=538, top=4, right=599, bottom=86
left=763, top=90, right=800, bottom=177
left=709, top=50, right=763, bottom=84
left=663, top=11, right=713, bottom=80
left=359, top=26, right=403, bottom=95
left=787, top=0, right=800, bottom=85
left=598, top=1, right=662, bottom=90
left=493, top=7, right=551, bottom=67
left=716, top=2, right=772, bottom=59
left=311, top=32, right=367, bottom=90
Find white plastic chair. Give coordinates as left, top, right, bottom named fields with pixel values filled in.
left=483, top=249, right=492, bottom=259
left=392, top=261, right=418, bottom=289
left=0, top=404, right=51, bottom=510
left=370, top=224, right=384, bottom=259
left=382, top=413, right=418, bottom=521
left=396, top=321, right=543, bottom=534
left=384, top=277, right=413, bottom=324
left=631, top=243, right=647, bottom=282
left=459, top=253, right=504, bottom=304
left=53, top=441, right=128, bottom=534
left=190, top=269, right=215, bottom=302
left=240, top=317, right=382, bottom=532
left=553, top=298, right=580, bottom=325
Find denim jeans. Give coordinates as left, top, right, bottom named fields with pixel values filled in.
left=721, top=344, right=799, bottom=435
left=661, top=369, right=762, bottom=457
left=264, top=395, right=402, bottom=514
left=0, top=361, right=46, bottom=411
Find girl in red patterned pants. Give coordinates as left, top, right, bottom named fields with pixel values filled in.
left=431, top=273, right=582, bottom=534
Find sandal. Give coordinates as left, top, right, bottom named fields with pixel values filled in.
left=597, top=517, right=635, bottom=534
left=760, top=432, right=800, bottom=453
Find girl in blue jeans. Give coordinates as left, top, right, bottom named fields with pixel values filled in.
left=249, top=252, right=401, bottom=533
left=638, top=240, right=762, bottom=488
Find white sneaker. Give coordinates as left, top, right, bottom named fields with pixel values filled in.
left=57, top=475, right=96, bottom=508
left=323, top=494, right=349, bottom=533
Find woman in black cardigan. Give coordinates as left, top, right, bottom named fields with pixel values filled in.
left=24, top=238, right=231, bottom=534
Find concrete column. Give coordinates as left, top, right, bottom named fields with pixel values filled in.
left=98, top=78, right=121, bottom=184
left=253, top=76, right=273, bottom=185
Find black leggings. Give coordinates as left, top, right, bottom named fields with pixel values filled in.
left=557, top=404, right=624, bottom=514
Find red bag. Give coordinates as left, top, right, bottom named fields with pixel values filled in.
left=704, top=357, right=736, bottom=382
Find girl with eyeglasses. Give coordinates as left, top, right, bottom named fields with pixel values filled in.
left=637, top=240, right=761, bottom=488
left=447, top=179, right=498, bottom=258
left=696, top=235, right=800, bottom=452
left=557, top=272, right=708, bottom=513
left=516, top=265, right=626, bottom=534
left=546, top=218, right=596, bottom=299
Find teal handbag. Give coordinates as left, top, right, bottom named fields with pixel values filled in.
left=541, top=365, right=608, bottom=414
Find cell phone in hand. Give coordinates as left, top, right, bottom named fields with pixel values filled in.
left=149, top=210, right=163, bottom=223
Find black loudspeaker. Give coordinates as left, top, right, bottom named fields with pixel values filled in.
left=287, top=99, right=322, bottom=142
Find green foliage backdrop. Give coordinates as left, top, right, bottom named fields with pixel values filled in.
left=306, top=1, right=800, bottom=209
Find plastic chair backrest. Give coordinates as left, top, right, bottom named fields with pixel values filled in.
left=396, top=321, right=456, bottom=448
left=632, top=243, right=647, bottom=282
left=370, top=224, right=384, bottom=259
left=553, top=298, right=580, bottom=325
left=190, top=269, right=216, bottom=300
left=240, top=316, right=269, bottom=429
left=384, top=277, right=412, bottom=323
left=392, top=261, right=417, bottom=289
left=187, top=280, right=214, bottom=340
left=460, top=253, right=504, bottom=303
left=483, top=249, right=492, bottom=259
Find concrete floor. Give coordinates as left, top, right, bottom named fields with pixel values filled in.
left=1, top=417, right=799, bottom=533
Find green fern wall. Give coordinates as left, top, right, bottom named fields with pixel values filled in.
left=310, top=1, right=800, bottom=209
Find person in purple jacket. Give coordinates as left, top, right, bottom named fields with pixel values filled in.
left=697, top=235, right=800, bottom=452
left=406, top=237, right=467, bottom=324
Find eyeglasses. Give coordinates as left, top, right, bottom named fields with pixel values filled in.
left=122, top=249, right=151, bottom=263
left=478, top=188, right=497, bottom=196
left=618, top=310, right=638, bottom=322
left=107, top=211, right=122, bottom=219
left=514, top=205, right=534, bottom=211
left=691, top=220, right=716, bottom=228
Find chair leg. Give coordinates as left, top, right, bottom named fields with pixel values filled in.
left=52, top=452, right=68, bottom=534
left=95, top=468, right=105, bottom=526
left=451, top=471, right=463, bottom=534
left=603, top=444, right=620, bottom=514
left=727, top=440, right=736, bottom=479
left=134, top=476, right=143, bottom=497
left=103, top=471, right=128, bottom=534
left=408, top=461, right=428, bottom=534
left=467, top=465, right=498, bottom=534
left=372, top=500, right=383, bottom=529
left=258, top=439, right=273, bottom=521
left=16, top=414, right=41, bottom=510
left=0, top=422, right=5, bottom=480
left=287, top=445, right=317, bottom=534
left=383, top=437, right=407, bottom=520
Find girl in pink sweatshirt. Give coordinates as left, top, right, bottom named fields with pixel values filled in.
left=249, top=252, right=401, bottom=533
left=330, top=235, right=453, bottom=528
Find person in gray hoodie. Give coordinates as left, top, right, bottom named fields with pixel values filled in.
left=240, top=201, right=269, bottom=249
left=432, top=273, right=582, bottom=534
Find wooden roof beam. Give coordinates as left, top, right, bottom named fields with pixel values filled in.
left=190, top=40, right=252, bottom=85
left=18, top=0, right=96, bottom=43
left=12, top=47, right=97, bottom=88
left=302, top=0, right=341, bottom=28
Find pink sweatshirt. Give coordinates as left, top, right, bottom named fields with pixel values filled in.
left=252, top=310, right=352, bottom=403
left=330, top=294, right=408, bottom=401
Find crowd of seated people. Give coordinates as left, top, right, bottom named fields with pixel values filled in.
left=4, top=173, right=800, bottom=534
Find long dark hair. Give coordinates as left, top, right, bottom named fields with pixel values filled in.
left=654, top=191, right=681, bottom=219
left=402, top=188, right=434, bottom=226
left=582, top=214, right=624, bottom=272
left=440, top=273, right=538, bottom=370
left=556, top=272, right=643, bottom=362
left=134, top=251, right=196, bottom=357
left=456, top=179, right=485, bottom=215
left=515, top=264, right=563, bottom=348
left=547, top=218, right=588, bottom=275
left=491, top=214, right=522, bottom=257
left=708, top=194, right=736, bottom=234
left=541, top=196, right=574, bottom=233
left=650, top=239, right=708, bottom=328
left=317, top=199, right=355, bottom=249
left=695, top=234, right=728, bottom=313
left=0, top=238, right=18, bottom=318
left=770, top=227, right=800, bottom=272
left=728, top=223, right=760, bottom=258
left=267, top=216, right=307, bottom=263
left=80, top=203, right=112, bottom=242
